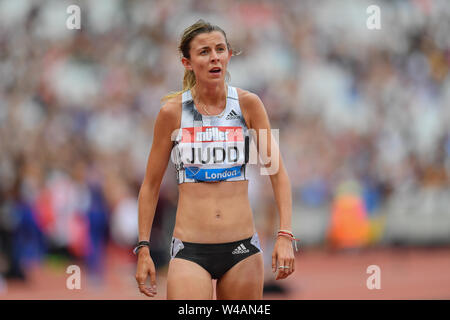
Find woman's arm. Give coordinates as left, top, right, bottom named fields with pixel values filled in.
left=138, top=102, right=177, bottom=242
left=241, top=90, right=295, bottom=280
left=135, top=99, right=178, bottom=297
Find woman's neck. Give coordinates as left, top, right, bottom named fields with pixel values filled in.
left=192, top=82, right=227, bottom=107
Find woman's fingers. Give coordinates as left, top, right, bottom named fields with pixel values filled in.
left=137, top=274, right=157, bottom=297
left=272, top=252, right=277, bottom=273
left=138, top=282, right=157, bottom=297
left=289, top=255, right=295, bottom=276
left=276, top=258, right=289, bottom=280
left=136, top=258, right=157, bottom=297
left=273, top=236, right=297, bottom=280
left=149, top=263, right=157, bottom=292
left=275, top=254, right=295, bottom=280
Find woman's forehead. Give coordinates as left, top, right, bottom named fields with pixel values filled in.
left=191, top=31, right=226, bottom=49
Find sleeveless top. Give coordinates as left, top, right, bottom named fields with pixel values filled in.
left=171, top=86, right=251, bottom=184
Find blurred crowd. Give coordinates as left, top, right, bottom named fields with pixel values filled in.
left=1, top=0, right=449, bottom=286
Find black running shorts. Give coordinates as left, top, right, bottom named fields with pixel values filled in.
left=170, top=233, right=262, bottom=280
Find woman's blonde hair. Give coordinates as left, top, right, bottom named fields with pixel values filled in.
left=161, top=19, right=239, bottom=103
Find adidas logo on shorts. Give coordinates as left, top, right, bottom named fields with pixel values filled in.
left=232, top=243, right=250, bottom=255
left=226, top=109, right=240, bottom=120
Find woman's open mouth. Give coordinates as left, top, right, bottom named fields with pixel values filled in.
left=209, top=67, right=222, bottom=74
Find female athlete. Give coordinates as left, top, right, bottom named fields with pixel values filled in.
left=135, top=19, right=295, bottom=300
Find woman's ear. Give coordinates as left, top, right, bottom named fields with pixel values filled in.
left=181, top=57, right=192, bottom=71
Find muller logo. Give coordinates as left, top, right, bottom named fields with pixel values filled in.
left=196, top=127, right=229, bottom=142
left=181, top=126, right=244, bottom=143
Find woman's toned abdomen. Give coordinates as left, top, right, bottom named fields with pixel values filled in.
left=173, top=180, right=255, bottom=243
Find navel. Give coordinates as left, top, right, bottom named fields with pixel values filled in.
left=215, top=209, right=221, bottom=219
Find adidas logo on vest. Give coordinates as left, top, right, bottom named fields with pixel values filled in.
left=232, top=243, right=250, bottom=255
left=226, top=109, right=240, bottom=120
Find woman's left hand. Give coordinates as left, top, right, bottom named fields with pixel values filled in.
left=272, top=236, right=296, bottom=280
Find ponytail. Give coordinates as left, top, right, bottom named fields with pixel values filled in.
left=160, top=70, right=196, bottom=103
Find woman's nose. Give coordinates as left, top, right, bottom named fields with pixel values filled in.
left=210, top=50, right=219, bottom=61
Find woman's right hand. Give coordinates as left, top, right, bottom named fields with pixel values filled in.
left=135, top=247, right=157, bottom=297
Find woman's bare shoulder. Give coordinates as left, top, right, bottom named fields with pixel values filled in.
left=157, top=94, right=182, bottom=129
left=236, top=87, right=265, bottom=129
left=160, top=94, right=182, bottom=115
left=236, top=87, right=261, bottom=105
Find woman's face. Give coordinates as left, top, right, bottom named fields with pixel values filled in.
left=182, top=31, right=232, bottom=85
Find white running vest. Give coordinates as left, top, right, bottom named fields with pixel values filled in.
left=172, top=86, right=250, bottom=184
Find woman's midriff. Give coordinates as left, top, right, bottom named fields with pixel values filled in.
left=173, top=180, right=255, bottom=243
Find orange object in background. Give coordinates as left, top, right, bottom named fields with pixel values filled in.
left=327, top=184, right=370, bottom=250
